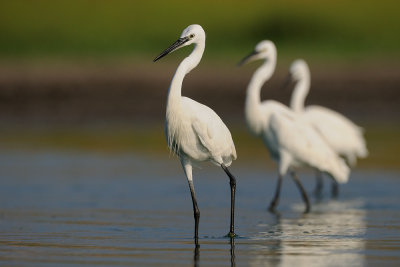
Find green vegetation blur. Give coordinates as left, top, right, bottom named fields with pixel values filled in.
left=0, top=0, right=399, bottom=60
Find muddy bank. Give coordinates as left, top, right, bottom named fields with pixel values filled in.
left=0, top=61, right=398, bottom=125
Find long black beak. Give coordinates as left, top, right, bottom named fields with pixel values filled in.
left=280, top=73, right=293, bottom=90
left=237, top=50, right=259, bottom=66
left=153, top=37, right=190, bottom=62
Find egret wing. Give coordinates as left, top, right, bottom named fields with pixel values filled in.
left=192, top=118, right=214, bottom=153
left=269, top=112, right=332, bottom=169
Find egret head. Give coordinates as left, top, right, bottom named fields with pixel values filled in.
left=279, top=59, right=310, bottom=90
left=238, top=40, right=276, bottom=66
left=289, top=59, right=309, bottom=81
left=153, top=24, right=205, bottom=62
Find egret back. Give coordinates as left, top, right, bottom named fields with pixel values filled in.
left=166, top=97, right=237, bottom=167
left=305, top=105, right=368, bottom=165
left=266, top=109, right=350, bottom=183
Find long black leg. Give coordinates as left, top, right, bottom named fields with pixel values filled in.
left=290, top=171, right=311, bottom=213
left=188, top=180, right=200, bottom=243
left=269, top=174, right=283, bottom=212
left=221, top=164, right=236, bottom=237
left=230, top=236, right=236, bottom=267
left=193, top=242, right=200, bottom=267
left=331, top=180, right=339, bottom=198
left=314, top=171, right=324, bottom=198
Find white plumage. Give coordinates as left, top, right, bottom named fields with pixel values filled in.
left=240, top=40, right=349, bottom=212
left=154, top=24, right=237, bottom=241
left=166, top=96, right=237, bottom=167
left=288, top=60, right=368, bottom=196
left=289, top=59, right=368, bottom=166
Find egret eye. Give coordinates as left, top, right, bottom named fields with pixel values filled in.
left=189, top=34, right=195, bottom=39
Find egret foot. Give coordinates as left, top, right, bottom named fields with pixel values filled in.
left=291, top=171, right=311, bottom=213
left=268, top=202, right=278, bottom=213
left=226, top=231, right=236, bottom=238
left=304, top=205, right=311, bottom=214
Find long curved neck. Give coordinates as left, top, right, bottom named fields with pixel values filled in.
left=245, top=55, right=276, bottom=135
left=167, top=42, right=205, bottom=111
left=290, top=72, right=310, bottom=113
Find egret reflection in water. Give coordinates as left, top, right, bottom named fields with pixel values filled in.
left=249, top=199, right=367, bottom=267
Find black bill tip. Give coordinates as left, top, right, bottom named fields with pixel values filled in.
left=237, top=50, right=259, bottom=67
left=153, top=37, right=190, bottom=62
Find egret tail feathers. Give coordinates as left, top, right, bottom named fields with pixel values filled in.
left=327, top=157, right=350, bottom=184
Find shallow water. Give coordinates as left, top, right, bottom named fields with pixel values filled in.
left=0, top=150, right=399, bottom=266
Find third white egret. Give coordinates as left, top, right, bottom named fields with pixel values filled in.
left=287, top=59, right=368, bottom=197
left=153, top=24, right=238, bottom=241
left=239, top=41, right=349, bottom=213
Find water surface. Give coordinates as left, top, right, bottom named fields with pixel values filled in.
left=0, top=150, right=399, bottom=266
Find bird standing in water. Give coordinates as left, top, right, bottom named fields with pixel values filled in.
left=239, top=40, right=349, bottom=213
left=153, top=24, right=238, bottom=241
left=286, top=59, right=368, bottom=197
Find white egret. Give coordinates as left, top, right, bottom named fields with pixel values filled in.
left=287, top=59, right=368, bottom=196
left=153, top=24, right=238, bottom=240
left=239, top=41, right=349, bottom=213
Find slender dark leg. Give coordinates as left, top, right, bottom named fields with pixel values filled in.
left=188, top=180, right=200, bottom=243
left=331, top=180, right=339, bottom=198
left=221, top=164, right=236, bottom=237
left=314, top=171, right=324, bottom=198
left=290, top=171, right=311, bottom=213
left=230, top=236, right=236, bottom=267
left=193, top=242, right=200, bottom=267
left=269, top=174, right=283, bottom=212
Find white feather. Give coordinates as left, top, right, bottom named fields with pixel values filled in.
left=160, top=24, right=237, bottom=169
left=155, top=24, right=238, bottom=238
left=289, top=59, right=368, bottom=167
left=243, top=41, right=349, bottom=184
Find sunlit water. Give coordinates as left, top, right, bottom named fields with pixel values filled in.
left=0, top=150, right=399, bottom=266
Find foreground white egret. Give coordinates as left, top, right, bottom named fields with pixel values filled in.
left=239, top=41, right=349, bottom=213
left=287, top=59, right=368, bottom=196
left=153, top=24, right=238, bottom=240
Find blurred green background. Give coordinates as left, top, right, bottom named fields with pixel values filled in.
left=0, top=0, right=399, bottom=60
left=0, top=0, right=399, bottom=169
